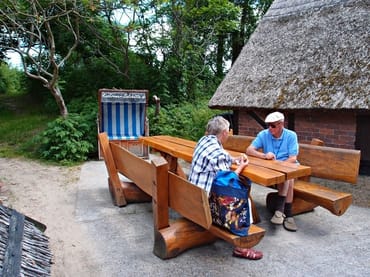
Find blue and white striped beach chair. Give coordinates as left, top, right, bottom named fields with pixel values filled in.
left=98, top=89, right=149, bottom=159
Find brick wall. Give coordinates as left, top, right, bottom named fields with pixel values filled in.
left=237, top=110, right=357, bottom=149
left=295, top=111, right=356, bottom=148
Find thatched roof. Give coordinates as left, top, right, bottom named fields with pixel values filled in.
left=209, top=0, right=370, bottom=111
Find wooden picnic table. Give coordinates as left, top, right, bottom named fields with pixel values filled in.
left=98, top=132, right=266, bottom=259
left=139, top=135, right=311, bottom=187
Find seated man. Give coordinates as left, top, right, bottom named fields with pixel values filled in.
left=246, top=111, right=299, bottom=232
left=188, top=116, right=263, bottom=260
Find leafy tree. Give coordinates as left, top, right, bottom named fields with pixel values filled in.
left=231, top=0, right=273, bottom=63
left=0, top=0, right=81, bottom=117
left=133, top=0, right=240, bottom=103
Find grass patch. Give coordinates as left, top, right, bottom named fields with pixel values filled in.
left=0, top=114, right=54, bottom=157
left=0, top=94, right=56, bottom=158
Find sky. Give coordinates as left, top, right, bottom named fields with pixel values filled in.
left=6, top=51, right=22, bottom=69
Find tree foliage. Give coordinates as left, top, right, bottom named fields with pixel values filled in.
left=0, top=0, right=83, bottom=117
left=1, top=0, right=273, bottom=109
left=0, top=0, right=273, bottom=163
left=0, top=63, right=24, bottom=94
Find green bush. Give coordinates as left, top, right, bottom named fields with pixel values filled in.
left=35, top=113, right=94, bottom=165
left=67, top=96, right=99, bottom=157
left=0, top=64, right=25, bottom=95
left=147, top=100, right=224, bottom=141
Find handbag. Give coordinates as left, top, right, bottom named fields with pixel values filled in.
left=209, top=171, right=251, bottom=236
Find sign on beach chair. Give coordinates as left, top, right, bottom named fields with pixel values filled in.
left=98, top=89, right=149, bottom=159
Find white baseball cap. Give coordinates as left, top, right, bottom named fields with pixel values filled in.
left=265, top=111, right=284, bottom=123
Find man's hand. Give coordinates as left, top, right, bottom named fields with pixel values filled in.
left=264, top=152, right=276, bottom=160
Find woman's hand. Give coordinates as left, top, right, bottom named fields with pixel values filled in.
left=234, top=154, right=249, bottom=165
left=235, top=154, right=249, bottom=174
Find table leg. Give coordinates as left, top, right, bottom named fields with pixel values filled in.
left=160, top=152, right=187, bottom=178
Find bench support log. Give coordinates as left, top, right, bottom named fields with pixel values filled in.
left=294, top=180, right=352, bottom=216
left=153, top=218, right=218, bottom=259
left=108, top=178, right=151, bottom=203
left=292, top=196, right=317, bottom=215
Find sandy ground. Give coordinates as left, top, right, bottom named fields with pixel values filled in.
left=0, top=157, right=101, bottom=277
left=1, top=157, right=369, bottom=276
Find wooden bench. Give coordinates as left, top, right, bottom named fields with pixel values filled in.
left=222, top=135, right=361, bottom=216
left=294, top=144, right=360, bottom=215
left=98, top=132, right=265, bottom=259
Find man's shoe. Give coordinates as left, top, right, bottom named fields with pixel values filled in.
left=270, top=211, right=285, bottom=225
left=283, top=217, right=298, bottom=232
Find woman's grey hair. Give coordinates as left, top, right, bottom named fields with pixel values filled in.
left=206, top=116, right=230, bottom=136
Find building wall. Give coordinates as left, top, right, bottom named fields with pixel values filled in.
left=237, top=110, right=357, bottom=149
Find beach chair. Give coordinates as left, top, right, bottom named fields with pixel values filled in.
left=97, top=88, right=149, bottom=159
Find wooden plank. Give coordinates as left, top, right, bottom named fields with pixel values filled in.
left=156, top=135, right=197, bottom=148
left=110, top=143, right=154, bottom=196
left=231, top=163, right=286, bottom=186
left=298, top=144, right=361, bottom=183
left=294, top=180, right=353, bottom=216
left=292, top=196, right=318, bottom=215
left=222, top=135, right=255, bottom=152
left=250, top=157, right=311, bottom=180
left=209, top=224, right=265, bottom=249
left=168, top=172, right=212, bottom=229
left=228, top=149, right=312, bottom=180
left=140, top=136, right=195, bottom=162
left=141, top=136, right=286, bottom=186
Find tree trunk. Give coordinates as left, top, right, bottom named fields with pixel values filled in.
left=49, top=85, right=68, bottom=118
left=216, top=35, right=225, bottom=78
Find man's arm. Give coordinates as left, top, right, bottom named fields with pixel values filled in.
left=246, top=145, right=268, bottom=160
left=286, top=131, right=299, bottom=163
left=285, top=155, right=297, bottom=163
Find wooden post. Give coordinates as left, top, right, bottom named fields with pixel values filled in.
left=152, top=159, right=217, bottom=259
left=152, top=157, right=170, bottom=230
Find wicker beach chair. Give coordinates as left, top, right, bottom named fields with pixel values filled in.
left=97, top=88, right=149, bottom=159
